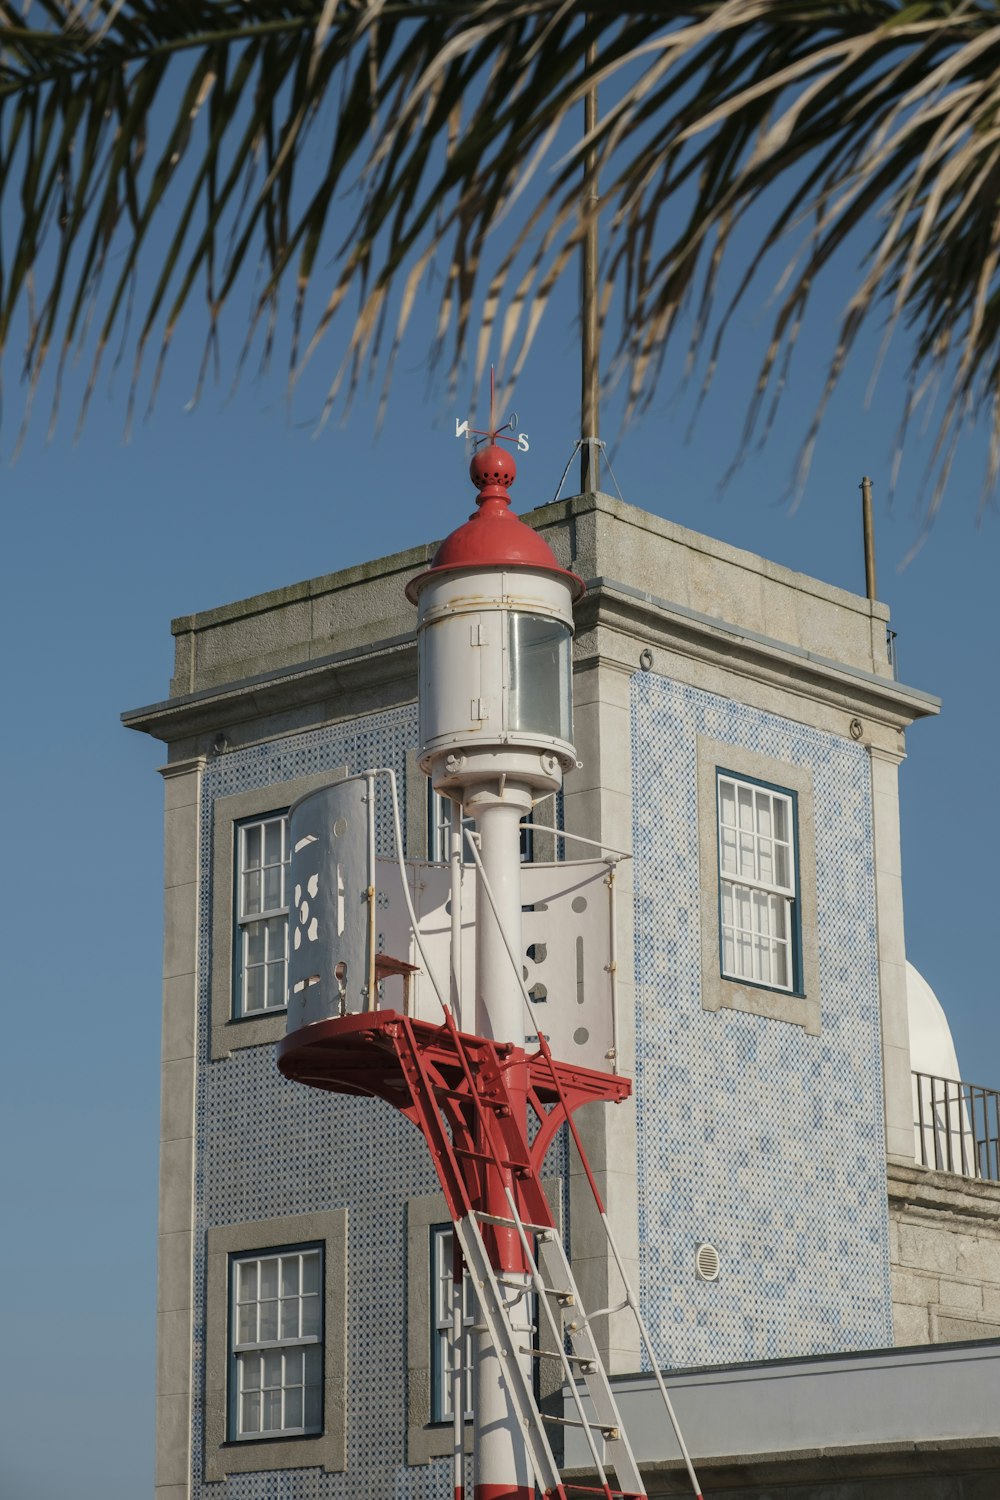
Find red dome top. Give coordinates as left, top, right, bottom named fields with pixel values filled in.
left=405, top=444, right=585, bottom=603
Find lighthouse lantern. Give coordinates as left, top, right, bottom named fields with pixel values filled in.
left=407, top=442, right=583, bottom=804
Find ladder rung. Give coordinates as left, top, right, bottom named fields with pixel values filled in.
left=495, top=1275, right=573, bottom=1305
left=518, top=1345, right=596, bottom=1369
left=474, top=1209, right=553, bottom=1235
left=541, top=1413, right=620, bottom=1440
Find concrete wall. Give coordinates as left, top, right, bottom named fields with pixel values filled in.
left=889, top=1162, right=1000, bottom=1344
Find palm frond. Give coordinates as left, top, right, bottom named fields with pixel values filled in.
left=1, top=1, right=1000, bottom=521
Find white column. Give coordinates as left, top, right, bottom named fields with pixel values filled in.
left=466, top=784, right=535, bottom=1500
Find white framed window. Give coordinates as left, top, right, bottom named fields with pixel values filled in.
left=717, top=771, right=799, bottom=993
left=431, top=1224, right=474, bottom=1424
left=235, top=812, right=290, bottom=1015
left=230, top=1246, right=323, bottom=1441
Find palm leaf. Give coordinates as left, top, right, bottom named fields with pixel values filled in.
left=1, top=0, right=999, bottom=522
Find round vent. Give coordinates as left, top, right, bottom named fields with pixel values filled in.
left=695, top=1243, right=720, bottom=1282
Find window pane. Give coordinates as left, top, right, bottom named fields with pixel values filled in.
left=301, top=1295, right=321, bottom=1339
left=285, top=1386, right=303, bottom=1429
left=773, top=942, right=789, bottom=989
left=722, top=930, right=736, bottom=975
left=243, top=868, right=261, bottom=917
left=721, top=882, right=734, bottom=927
left=237, top=1302, right=256, bottom=1345
left=283, top=1349, right=303, bottom=1385
left=246, top=923, right=265, bottom=966
left=263, top=865, right=282, bottom=911
left=265, top=915, right=286, bottom=955
left=244, top=965, right=265, bottom=1013
left=262, top=1387, right=282, bottom=1432
left=755, top=791, right=772, bottom=838
left=739, top=831, right=755, bottom=876
left=775, top=842, right=790, bottom=890
left=240, top=1388, right=261, bottom=1436
left=281, top=1258, right=299, bottom=1297
left=719, top=780, right=735, bottom=827
left=771, top=896, right=787, bottom=940
left=755, top=937, right=771, bottom=985
left=266, top=963, right=286, bottom=1010
left=758, top=889, right=774, bottom=935
left=244, top=826, right=261, bottom=870
left=264, top=820, right=283, bottom=865
left=737, top=785, right=754, bottom=831
left=758, top=839, right=773, bottom=885
left=259, top=1299, right=278, bottom=1341
left=240, top=1352, right=261, bottom=1392
left=302, top=1252, right=320, bottom=1295
left=280, top=1298, right=300, bottom=1339
left=262, top=1350, right=282, bottom=1388
left=720, top=827, right=737, bottom=875
left=238, top=1262, right=257, bottom=1303
left=259, top=1259, right=278, bottom=1299
left=774, top=799, right=788, bottom=841
left=304, top=1376, right=322, bottom=1429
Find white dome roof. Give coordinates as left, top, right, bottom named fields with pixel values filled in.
left=905, top=961, right=962, bottom=1081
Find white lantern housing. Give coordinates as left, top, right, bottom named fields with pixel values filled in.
left=406, top=443, right=584, bottom=802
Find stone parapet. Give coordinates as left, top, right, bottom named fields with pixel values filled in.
left=888, top=1159, right=1000, bottom=1343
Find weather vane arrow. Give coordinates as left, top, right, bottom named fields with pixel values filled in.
left=455, top=367, right=529, bottom=452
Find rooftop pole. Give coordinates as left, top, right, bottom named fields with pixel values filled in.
left=860, top=474, right=877, bottom=601
left=580, top=31, right=601, bottom=493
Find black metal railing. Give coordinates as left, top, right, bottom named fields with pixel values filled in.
left=913, top=1072, right=1000, bottom=1183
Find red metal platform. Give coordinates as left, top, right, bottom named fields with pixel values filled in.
left=278, top=1009, right=631, bottom=1228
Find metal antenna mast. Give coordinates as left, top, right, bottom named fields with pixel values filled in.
left=581, top=31, right=601, bottom=493
left=860, top=474, right=877, bottom=601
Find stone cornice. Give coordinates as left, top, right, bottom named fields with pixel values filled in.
left=579, top=577, right=939, bottom=727
left=123, top=633, right=417, bottom=743
left=888, top=1159, right=1000, bottom=1225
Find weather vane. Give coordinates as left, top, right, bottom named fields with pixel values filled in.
left=455, top=367, right=529, bottom=452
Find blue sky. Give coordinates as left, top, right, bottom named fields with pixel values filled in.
left=0, top=126, right=998, bottom=1500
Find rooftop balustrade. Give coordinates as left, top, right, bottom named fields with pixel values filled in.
left=912, top=1071, right=1000, bottom=1183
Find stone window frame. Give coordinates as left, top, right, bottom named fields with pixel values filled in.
left=406, top=1182, right=563, bottom=1466
left=697, top=735, right=820, bottom=1034
left=204, top=1209, right=347, bottom=1480
left=210, top=767, right=347, bottom=1058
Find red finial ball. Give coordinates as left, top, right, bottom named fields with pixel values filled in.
left=470, top=442, right=516, bottom=494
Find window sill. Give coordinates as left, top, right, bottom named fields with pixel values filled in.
left=225, top=1428, right=322, bottom=1446
left=703, top=974, right=820, bottom=1035
left=211, top=1008, right=287, bottom=1060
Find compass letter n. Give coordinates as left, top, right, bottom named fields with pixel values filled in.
left=455, top=418, right=470, bottom=439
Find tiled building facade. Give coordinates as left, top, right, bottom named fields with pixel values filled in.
left=127, top=487, right=1000, bottom=1500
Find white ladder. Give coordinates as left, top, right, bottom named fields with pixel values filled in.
left=455, top=1195, right=647, bottom=1498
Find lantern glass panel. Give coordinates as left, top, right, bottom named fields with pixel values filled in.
left=507, top=613, right=572, bottom=742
